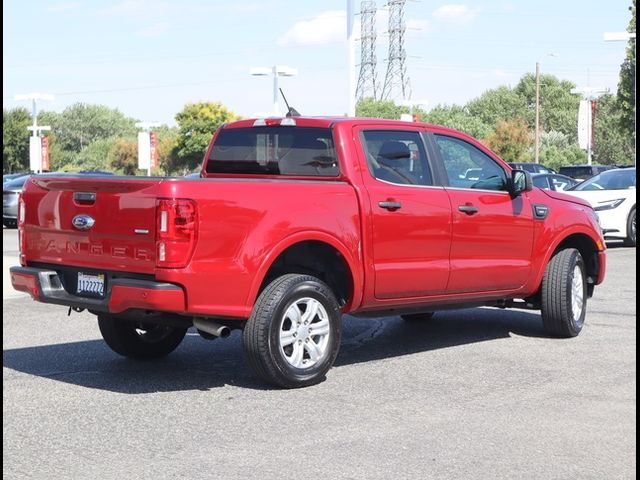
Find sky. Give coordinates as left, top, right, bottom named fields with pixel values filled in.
left=2, top=1, right=634, bottom=125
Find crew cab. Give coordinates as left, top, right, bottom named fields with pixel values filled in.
left=11, top=117, right=606, bottom=388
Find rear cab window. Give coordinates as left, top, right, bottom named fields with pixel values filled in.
left=206, top=126, right=339, bottom=177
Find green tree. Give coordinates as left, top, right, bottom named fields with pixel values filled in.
left=466, top=86, right=527, bottom=129
left=356, top=97, right=408, bottom=119
left=483, top=119, right=531, bottom=162
left=71, top=138, right=116, bottom=172
left=108, top=138, right=139, bottom=175
left=514, top=74, right=580, bottom=140
left=617, top=1, right=636, bottom=148
left=174, top=102, right=238, bottom=173
left=593, top=94, right=635, bottom=165
left=423, top=105, right=492, bottom=139
left=538, top=145, right=587, bottom=172
left=45, top=103, right=137, bottom=153
left=3, top=108, right=32, bottom=173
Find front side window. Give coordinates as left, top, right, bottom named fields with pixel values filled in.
left=207, top=127, right=339, bottom=177
left=361, top=130, right=432, bottom=186
left=434, top=135, right=508, bottom=191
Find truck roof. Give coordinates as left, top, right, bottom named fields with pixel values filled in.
left=223, top=116, right=463, bottom=135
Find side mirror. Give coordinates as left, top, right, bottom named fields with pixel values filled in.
left=510, top=169, right=533, bottom=197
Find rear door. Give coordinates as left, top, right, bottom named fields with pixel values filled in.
left=355, top=126, right=452, bottom=299
left=428, top=133, right=534, bottom=294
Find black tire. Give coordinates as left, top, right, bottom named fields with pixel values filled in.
left=243, top=274, right=342, bottom=388
left=3, top=219, right=17, bottom=229
left=541, top=248, right=587, bottom=338
left=623, top=208, right=636, bottom=247
left=401, top=312, right=435, bottom=322
left=97, top=315, right=187, bottom=359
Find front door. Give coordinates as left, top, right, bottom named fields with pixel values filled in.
left=430, top=133, right=534, bottom=294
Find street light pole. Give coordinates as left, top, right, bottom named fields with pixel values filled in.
left=14, top=93, right=54, bottom=172
left=250, top=66, right=298, bottom=116
left=347, top=0, right=356, bottom=117
left=535, top=62, right=541, bottom=164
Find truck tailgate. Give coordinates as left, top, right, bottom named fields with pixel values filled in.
left=21, top=176, right=160, bottom=274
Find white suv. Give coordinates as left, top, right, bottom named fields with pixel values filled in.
left=565, top=167, right=636, bottom=246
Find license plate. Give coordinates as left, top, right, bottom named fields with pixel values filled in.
left=77, top=272, right=105, bottom=297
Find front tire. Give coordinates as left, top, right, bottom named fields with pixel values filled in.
left=541, top=248, right=587, bottom=337
left=624, top=208, right=636, bottom=247
left=243, top=274, right=342, bottom=388
left=97, top=315, right=187, bottom=359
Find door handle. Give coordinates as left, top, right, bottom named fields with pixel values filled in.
left=378, top=201, right=402, bottom=211
left=458, top=205, right=479, bottom=215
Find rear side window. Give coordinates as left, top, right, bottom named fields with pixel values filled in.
left=361, top=130, right=432, bottom=186
left=206, top=127, right=339, bottom=177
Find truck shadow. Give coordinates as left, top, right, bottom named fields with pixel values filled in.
left=3, top=308, right=546, bottom=393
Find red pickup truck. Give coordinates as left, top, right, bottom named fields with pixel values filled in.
left=11, top=117, right=606, bottom=388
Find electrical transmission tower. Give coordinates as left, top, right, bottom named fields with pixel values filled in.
left=356, top=1, right=379, bottom=100
left=381, top=0, right=411, bottom=101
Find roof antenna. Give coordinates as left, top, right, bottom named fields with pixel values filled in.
left=279, top=88, right=301, bottom=117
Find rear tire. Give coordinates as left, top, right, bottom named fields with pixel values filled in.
left=541, top=248, right=587, bottom=338
left=3, top=220, right=17, bottom=229
left=623, top=208, right=636, bottom=247
left=97, top=315, right=187, bottom=359
left=243, top=274, right=342, bottom=388
left=401, top=312, right=435, bottom=322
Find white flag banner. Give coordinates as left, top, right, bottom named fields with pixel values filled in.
left=138, top=131, right=151, bottom=170
left=577, top=100, right=591, bottom=150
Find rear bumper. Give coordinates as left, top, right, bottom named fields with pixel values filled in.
left=10, top=266, right=186, bottom=314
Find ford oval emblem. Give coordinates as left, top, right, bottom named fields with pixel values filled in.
left=72, top=214, right=95, bottom=230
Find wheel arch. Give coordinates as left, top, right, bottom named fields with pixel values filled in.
left=247, top=233, right=363, bottom=313
left=533, top=231, right=603, bottom=298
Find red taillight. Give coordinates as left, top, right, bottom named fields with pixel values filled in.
left=18, top=194, right=26, bottom=266
left=156, top=199, right=198, bottom=268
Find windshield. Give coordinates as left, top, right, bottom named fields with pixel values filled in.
left=572, top=169, right=636, bottom=191
left=206, top=127, right=338, bottom=177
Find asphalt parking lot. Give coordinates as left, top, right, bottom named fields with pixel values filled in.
left=3, top=228, right=636, bottom=479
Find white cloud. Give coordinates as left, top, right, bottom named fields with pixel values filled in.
left=277, top=10, right=346, bottom=47
left=100, top=0, right=170, bottom=19
left=432, top=4, right=479, bottom=26
left=135, top=22, right=171, bottom=37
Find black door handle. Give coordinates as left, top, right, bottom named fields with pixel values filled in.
left=458, top=205, right=479, bottom=215
left=379, top=201, right=402, bottom=211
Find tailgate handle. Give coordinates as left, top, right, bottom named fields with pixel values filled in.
left=73, top=192, right=96, bottom=205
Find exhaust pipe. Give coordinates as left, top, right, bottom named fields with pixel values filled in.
left=193, top=318, right=231, bottom=339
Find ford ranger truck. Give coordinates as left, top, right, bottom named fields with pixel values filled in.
left=11, top=117, right=606, bottom=388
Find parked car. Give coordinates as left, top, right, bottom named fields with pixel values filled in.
left=3, top=173, right=27, bottom=184
left=3, top=171, right=114, bottom=228
left=11, top=117, right=606, bottom=388
left=508, top=162, right=556, bottom=174
left=559, top=164, right=616, bottom=180
left=565, top=167, right=635, bottom=246
left=531, top=173, right=580, bottom=192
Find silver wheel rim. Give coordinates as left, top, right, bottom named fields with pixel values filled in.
left=279, top=297, right=331, bottom=369
left=571, top=265, right=585, bottom=321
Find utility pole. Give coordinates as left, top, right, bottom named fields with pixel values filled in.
left=14, top=93, right=54, bottom=173
left=534, top=62, right=540, bottom=164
